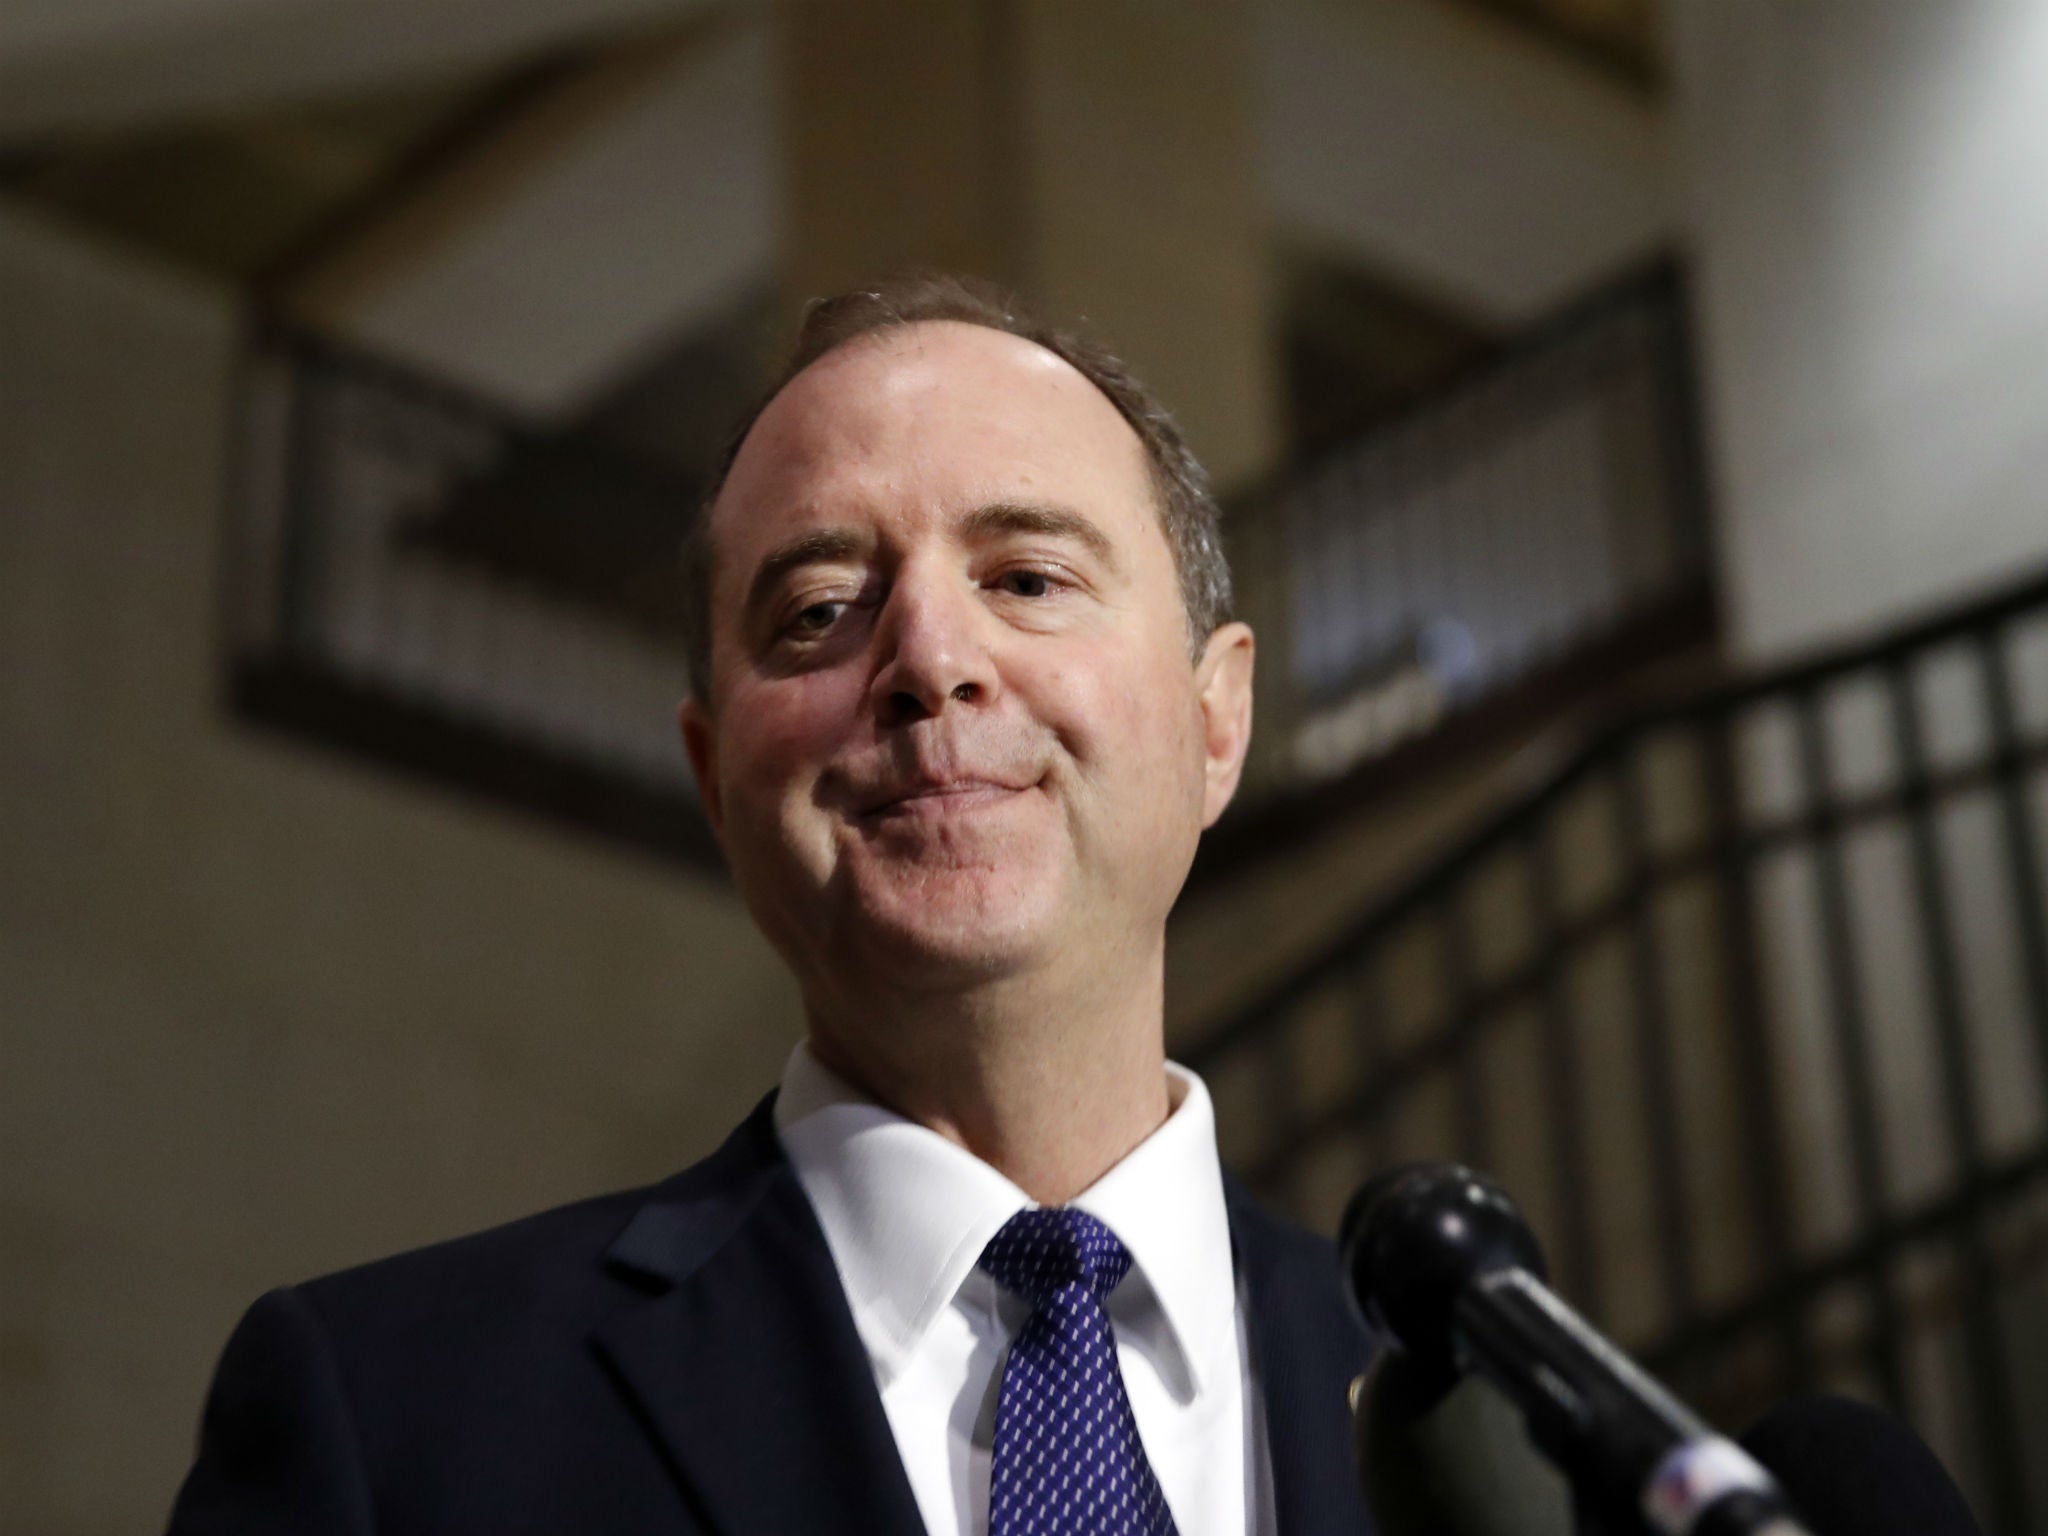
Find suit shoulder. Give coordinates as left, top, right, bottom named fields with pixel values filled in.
left=293, top=1182, right=658, bottom=1338
left=291, top=1098, right=783, bottom=1345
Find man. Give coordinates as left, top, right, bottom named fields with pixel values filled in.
left=168, top=277, right=1373, bottom=1535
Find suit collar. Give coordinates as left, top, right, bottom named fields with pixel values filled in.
left=1225, top=1174, right=1379, bottom=1536
left=593, top=1098, right=1374, bottom=1536
left=592, top=1095, right=928, bottom=1536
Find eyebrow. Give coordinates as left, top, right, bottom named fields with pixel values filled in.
left=744, top=528, right=870, bottom=619
left=961, top=501, right=1119, bottom=568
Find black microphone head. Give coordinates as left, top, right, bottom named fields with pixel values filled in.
left=1339, top=1162, right=1547, bottom=1377
left=1739, top=1393, right=1984, bottom=1536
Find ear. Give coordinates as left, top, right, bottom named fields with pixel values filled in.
left=1194, top=621, right=1255, bottom=828
left=678, top=694, right=725, bottom=840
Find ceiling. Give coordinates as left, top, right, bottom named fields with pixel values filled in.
left=0, top=72, right=501, bottom=280
left=0, top=0, right=1674, bottom=519
left=1460, top=0, right=1661, bottom=88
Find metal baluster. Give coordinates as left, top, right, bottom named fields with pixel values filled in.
left=1526, top=816, right=1604, bottom=1320
left=1411, top=424, right=1443, bottom=676
left=1792, top=683, right=1908, bottom=1412
left=1703, top=706, right=1810, bottom=1392
left=1529, top=366, right=1577, bottom=658
left=1978, top=627, right=2048, bottom=1099
left=1387, top=429, right=1417, bottom=689
left=1441, top=891, right=1493, bottom=1175
left=1613, top=744, right=1697, bottom=1333
left=277, top=343, right=324, bottom=659
left=1301, top=481, right=1333, bottom=698
left=1258, top=1017, right=1307, bottom=1217
left=1351, top=953, right=1393, bottom=1174
left=1339, top=453, right=1375, bottom=680
left=1885, top=656, right=2031, bottom=1536
left=1646, top=263, right=1714, bottom=589
left=1439, top=399, right=1476, bottom=690
left=1247, top=494, right=1294, bottom=789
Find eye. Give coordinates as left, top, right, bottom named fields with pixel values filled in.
left=996, top=569, right=1056, bottom=598
left=789, top=600, right=847, bottom=634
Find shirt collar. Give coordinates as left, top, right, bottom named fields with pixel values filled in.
left=773, top=1043, right=1236, bottom=1398
left=775, top=1045, right=1030, bottom=1386
left=1069, top=1064, right=1236, bottom=1399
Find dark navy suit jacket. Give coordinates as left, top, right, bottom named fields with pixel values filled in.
left=167, top=1095, right=1374, bottom=1535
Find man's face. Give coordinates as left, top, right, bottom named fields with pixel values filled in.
left=681, top=321, right=1252, bottom=1002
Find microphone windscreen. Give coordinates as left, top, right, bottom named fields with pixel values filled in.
left=1354, top=1354, right=1575, bottom=1536
left=1739, top=1393, right=1984, bottom=1536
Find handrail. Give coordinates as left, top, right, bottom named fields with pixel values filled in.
left=1230, top=258, right=1713, bottom=803
left=1184, top=558, right=2048, bottom=1070
left=1180, top=553, right=2048, bottom=1534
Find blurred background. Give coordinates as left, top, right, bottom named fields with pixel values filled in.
left=6, top=0, right=2048, bottom=1529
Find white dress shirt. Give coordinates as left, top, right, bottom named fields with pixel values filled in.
left=774, top=1044, right=1276, bottom=1536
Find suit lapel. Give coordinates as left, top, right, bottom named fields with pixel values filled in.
left=1227, top=1178, right=1379, bottom=1536
left=592, top=1100, right=928, bottom=1536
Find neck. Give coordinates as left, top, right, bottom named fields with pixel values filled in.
left=803, top=954, right=1173, bottom=1205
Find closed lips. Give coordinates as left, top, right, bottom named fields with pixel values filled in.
left=862, top=779, right=1032, bottom=816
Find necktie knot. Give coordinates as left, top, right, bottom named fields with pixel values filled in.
left=980, top=1206, right=1133, bottom=1306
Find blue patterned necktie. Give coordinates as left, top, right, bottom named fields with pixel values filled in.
left=980, top=1207, right=1181, bottom=1536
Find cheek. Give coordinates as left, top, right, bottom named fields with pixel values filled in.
left=718, top=676, right=856, bottom=807
left=1047, top=646, right=1205, bottom=794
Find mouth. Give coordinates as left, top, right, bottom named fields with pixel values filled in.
left=858, top=778, right=1035, bottom=821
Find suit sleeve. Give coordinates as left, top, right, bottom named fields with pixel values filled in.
left=165, top=1286, right=377, bottom=1536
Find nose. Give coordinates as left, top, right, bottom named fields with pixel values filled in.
left=867, top=566, right=997, bottom=727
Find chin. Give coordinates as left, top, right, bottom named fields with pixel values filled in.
left=837, top=861, right=1065, bottom=982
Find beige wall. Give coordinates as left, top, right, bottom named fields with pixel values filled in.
left=1258, top=0, right=1673, bottom=325
left=783, top=0, right=1277, bottom=492
left=0, top=203, right=799, bottom=1535
left=1015, top=0, right=1276, bottom=491
left=1669, top=0, right=2048, bottom=661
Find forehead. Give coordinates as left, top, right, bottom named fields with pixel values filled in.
left=707, top=320, right=1162, bottom=585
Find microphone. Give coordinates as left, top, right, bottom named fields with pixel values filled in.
left=1351, top=1350, right=1575, bottom=1536
left=1349, top=1372, right=1986, bottom=1536
left=1341, top=1162, right=1810, bottom=1536
left=1739, top=1395, right=1984, bottom=1536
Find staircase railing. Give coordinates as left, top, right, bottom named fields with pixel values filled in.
left=223, top=322, right=719, bottom=864
left=1182, top=562, right=2048, bottom=1535
left=1231, top=259, right=1714, bottom=804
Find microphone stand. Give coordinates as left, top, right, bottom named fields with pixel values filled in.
left=1455, top=1269, right=1809, bottom=1536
